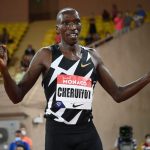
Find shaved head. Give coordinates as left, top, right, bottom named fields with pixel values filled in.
left=56, top=8, right=80, bottom=24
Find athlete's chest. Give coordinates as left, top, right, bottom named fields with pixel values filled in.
left=50, top=54, right=93, bottom=76
left=42, top=47, right=97, bottom=88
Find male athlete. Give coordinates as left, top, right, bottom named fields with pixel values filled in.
left=0, top=8, right=150, bottom=150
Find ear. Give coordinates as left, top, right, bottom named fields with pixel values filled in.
left=56, top=25, right=60, bottom=34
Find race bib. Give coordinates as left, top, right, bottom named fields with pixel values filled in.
left=56, top=74, right=93, bottom=110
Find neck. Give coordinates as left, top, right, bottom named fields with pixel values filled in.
left=59, top=42, right=80, bottom=53
left=59, top=42, right=82, bottom=60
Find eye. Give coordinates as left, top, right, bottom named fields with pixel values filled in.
left=61, top=21, right=81, bottom=28
left=75, top=21, right=81, bottom=25
left=62, top=22, right=69, bottom=26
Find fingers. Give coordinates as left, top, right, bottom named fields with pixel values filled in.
left=0, top=47, right=4, bottom=58
left=0, top=45, right=7, bottom=58
left=1, top=44, right=7, bottom=48
left=0, top=45, right=8, bottom=69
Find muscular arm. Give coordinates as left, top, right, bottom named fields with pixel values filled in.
left=89, top=49, right=150, bottom=103
left=0, top=46, right=51, bottom=104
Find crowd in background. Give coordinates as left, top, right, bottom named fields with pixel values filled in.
left=113, top=4, right=146, bottom=37
left=7, top=125, right=149, bottom=150
left=84, top=3, right=147, bottom=45
left=8, top=126, right=32, bottom=150
left=14, top=44, right=35, bottom=84
left=0, top=28, right=14, bottom=45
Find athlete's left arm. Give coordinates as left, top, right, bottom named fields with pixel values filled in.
left=88, top=48, right=150, bottom=103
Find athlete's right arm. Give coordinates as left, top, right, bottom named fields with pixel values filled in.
left=0, top=45, right=51, bottom=104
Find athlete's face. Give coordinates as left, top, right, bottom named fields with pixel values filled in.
left=56, top=10, right=81, bottom=46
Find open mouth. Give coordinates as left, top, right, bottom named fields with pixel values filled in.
left=67, top=30, right=79, bottom=39
left=70, top=33, right=78, bottom=38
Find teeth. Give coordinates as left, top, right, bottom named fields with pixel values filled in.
left=70, top=34, right=77, bottom=38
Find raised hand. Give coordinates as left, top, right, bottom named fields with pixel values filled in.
left=0, top=45, right=8, bottom=72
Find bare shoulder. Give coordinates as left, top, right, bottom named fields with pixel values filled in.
left=28, top=46, right=53, bottom=74
left=35, top=46, right=52, bottom=59
left=31, top=46, right=52, bottom=65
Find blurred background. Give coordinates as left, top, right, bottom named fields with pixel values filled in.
left=0, top=0, right=150, bottom=150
